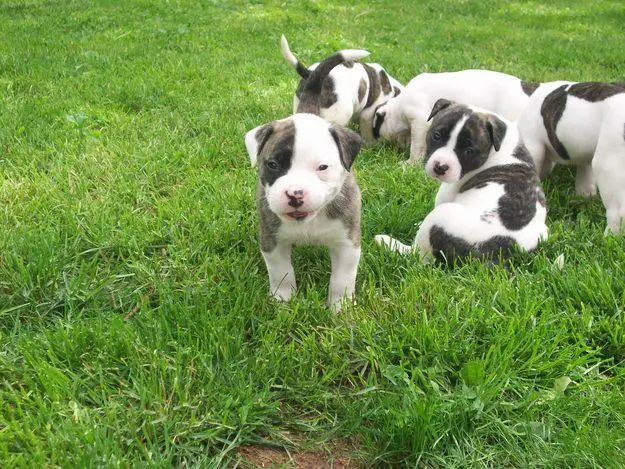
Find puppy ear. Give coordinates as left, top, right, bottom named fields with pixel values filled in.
left=485, top=114, right=507, bottom=152
left=244, top=123, right=274, bottom=166
left=329, top=125, right=362, bottom=171
left=427, top=98, right=454, bottom=122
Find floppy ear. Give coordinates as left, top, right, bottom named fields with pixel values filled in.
left=427, top=98, right=454, bottom=122
left=485, top=114, right=507, bottom=152
left=244, top=123, right=274, bottom=166
left=329, top=125, right=362, bottom=170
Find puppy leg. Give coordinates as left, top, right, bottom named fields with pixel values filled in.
left=575, top=163, right=597, bottom=198
left=262, top=243, right=296, bottom=300
left=406, top=116, right=428, bottom=165
left=539, top=159, right=556, bottom=180
left=592, top=120, right=625, bottom=235
left=327, top=242, right=361, bottom=310
left=359, top=109, right=375, bottom=144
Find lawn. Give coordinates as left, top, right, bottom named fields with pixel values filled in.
left=1, top=0, right=625, bottom=466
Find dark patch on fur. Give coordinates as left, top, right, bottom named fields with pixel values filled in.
left=512, top=142, right=535, bottom=165
left=521, top=80, right=540, bottom=96
left=295, top=77, right=305, bottom=99
left=343, top=60, right=355, bottom=68
left=256, top=120, right=296, bottom=187
left=329, top=126, right=362, bottom=170
left=325, top=173, right=361, bottom=246
left=372, top=104, right=385, bottom=140
left=296, top=52, right=352, bottom=114
left=379, top=70, right=392, bottom=95
left=568, top=82, right=625, bottom=102
left=358, top=78, right=367, bottom=103
left=460, top=161, right=543, bottom=231
left=429, top=225, right=516, bottom=263
left=484, top=114, right=507, bottom=152
left=296, top=62, right=310, bottom=79
left=427, top=98, right=454, bottom=122
left=423, top=104, right=472, bottom=167
left=257, top=183, right=281, bottom=252
left=541, top=84, right=570, bottom=160
left=363, top=64, right=381, bottom=109
left=393, top=86, right=401, bottom=97
left=454, top=114, right=499, bottom=177
left=319, top=75, right=338, bottom=109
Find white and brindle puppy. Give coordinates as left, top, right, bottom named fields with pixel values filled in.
left=245, top=113, right=362, bottom=309
left=375, top=99, right=548, bottom=262
left=372, top=69, right=542, bottom=163
left=280, top=35, right=403, bottom=143
left=518, top=81, right=625, bottom=234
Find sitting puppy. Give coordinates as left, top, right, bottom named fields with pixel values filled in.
left=245, top=113, right=362, bottom=309
left=375, top=99, right=548, bottom=262
left=280, top=35, right=403, bottom=143
left=518, top=81, right=625, bottom=234
left=372, top=69, right=542, bottom=164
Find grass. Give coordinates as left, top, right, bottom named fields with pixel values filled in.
left=1, top=0, right=625, bottom=466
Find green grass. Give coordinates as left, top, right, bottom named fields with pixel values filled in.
left=1, top=0, right=625, bottom=466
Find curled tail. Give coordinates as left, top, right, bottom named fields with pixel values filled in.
left=281, top=35, right=369, bottom=114
left=280, top=35, right=311, bottom=79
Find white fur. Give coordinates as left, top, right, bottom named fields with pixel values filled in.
left=281, top=35, right=402, bottom=144
left=245, top=114, right=360, bottom=309
left=376, top=108, right=548, bottom=260
left=374, top=69, right=537, bottom=163
left=518, top=82, right=625, bottom=234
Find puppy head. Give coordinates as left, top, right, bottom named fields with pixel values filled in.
left=245, top=113, right=361, bottom=223
left=372, top=97, right=407, bottom=141
left=423, top=99, right=508, bottom=183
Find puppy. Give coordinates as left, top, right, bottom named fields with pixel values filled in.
left=280, top=35, right=403, bottom=143
left=375, top=99, right=548, bottom=262
left=245, top=113, right=362, bottom=309
left=372, top=69, right=541, bottom=164
left=518, top=81, right=625, bottom=233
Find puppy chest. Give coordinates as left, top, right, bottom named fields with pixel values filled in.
left=277, top=217, right=350, bottom=246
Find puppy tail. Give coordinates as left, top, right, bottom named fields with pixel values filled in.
left=280, top=35, right=311, bottom=79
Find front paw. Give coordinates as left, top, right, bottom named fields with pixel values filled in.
left=271, top=286, right=294, bottom=301
left=326, top=295, right=356, bottom=312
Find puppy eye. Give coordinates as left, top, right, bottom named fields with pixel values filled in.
left=266, top=161, right=279, bottom=170
left=432, top=131, right=441, bottom=141
left=317, top=164, right=329, bottom=171
left=465, top=148, right=475, bottom=156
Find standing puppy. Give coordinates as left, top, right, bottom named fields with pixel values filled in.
left=372, top=70, right=541, bottom=164
left=375, top=99, right=548, bottom=262
left=245, top=113, right=362, bottom=309
left=280, top=35, right=403, bottom=143
left=518, top=81, right=625, bottom=234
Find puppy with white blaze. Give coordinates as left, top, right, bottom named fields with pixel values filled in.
left=245, top=113, right=362, bottom=310
left=372, top=70, right=543, bottom=164
left=375, top=99, right=548, bottom=263
left=518, top=81, right=625, bottom=234
left=280, top=35, right=403, bottom=143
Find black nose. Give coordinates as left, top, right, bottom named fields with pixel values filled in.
left=286, top=190, right=304, bottom=208
left=434, top=162, right=449, bottom=175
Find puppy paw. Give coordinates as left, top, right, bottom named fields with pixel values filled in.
left=375, top=234, right=393, bottom=247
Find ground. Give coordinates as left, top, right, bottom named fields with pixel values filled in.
left=1, top=0, right=625, bottom=466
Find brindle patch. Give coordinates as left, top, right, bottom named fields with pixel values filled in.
left=540, top=84, right=570, bottom=159
left=320, top=75, right=338, bottom=109
left=511, top=142, right=535, bottom=165
left=568, top=82, right=625, bottom=102
left=325, top=173, right=361, bottom=246
left=521, top=80, right=540, bottom=96
left=358, top=78, right=367, bottom=103
left=343, top=60, right=354, bottom=68
left=329, top=126, right=362, bottom=170
left=379, top=70, right=392, bottom=95
left=423, top=104, right=472, bottom=167
left=453, top=114, right=497, bottom=177
left=257, top=183, right=282, bottom=252
left=429, top=225, right=516, bottom=263
left=363, top=64, right=381, bottom=109
left=256, top=120, right=296, bottom=187
left=460, top=162, right=542, bottom=231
